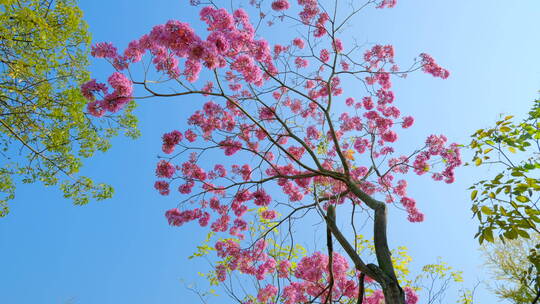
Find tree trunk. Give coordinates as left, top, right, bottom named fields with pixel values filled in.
left=324, top=181, right=406, bottom=304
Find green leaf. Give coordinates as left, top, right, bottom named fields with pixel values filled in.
left=503, top=229, right=518, bottom=240
left=516, top=195, right=530, bottom=203
left=517, top=230, right=531, bottom=238
left=481, top=206, right=494, bottom=215
left=475, top=158, right=482, bottom=166
left=482, top=228, right=495, bottom=243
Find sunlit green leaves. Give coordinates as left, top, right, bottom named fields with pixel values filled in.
left=0, top=0, right=139, bottom=216
left=468, top=99, right=540, bottom=244
left=469, top=98, right=540, bottom=302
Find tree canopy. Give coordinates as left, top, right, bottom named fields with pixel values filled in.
left=0, top=0, right=138, bottom=216
left=481, top=234, right=540, bottom=304
left=86, top=1, right=462, bottom=303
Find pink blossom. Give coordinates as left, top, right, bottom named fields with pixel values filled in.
left=306, top=125, right=320, bottom=139
left=261, top=209, right=277, bottom=220
left=108, top=72, right=133, bottom=97
left=407, top=208, right=425, bottom=222
left=363, top=97, right=374, bottom=110
left=253, top=189, right=272, bottom=206
left=341, top=60, right=350, bottom=71
left=259, top=107, right=275, bottom=120
left=402, top=116, right=414, bottom=128
left=213, top=164, right=227, bottom=177
left=287, top=146, right=305, bottom=160
left=184, top=129, right=197, bottom=142
left=271, top=0, right=290, bottom=11
left=154, top=181, right=170, bottom=195
left=333, top=38, right=343, bottom=53
left=293, top=38, right=305, bottom=49
left=295, top=57, right=309, bottom=68
left=376, top=0, right=397, bottom=9
left=274, top=44, right=287, bottom=58
left=420, top=53, right=450, bottom=79
left=219, top=138, right=243, bottom=156
left=165, top=208, right=202, bottom=226
left=216, top=264, right=227, bottom=282
left=404, top=287, right=419, bottom=304
left=85, top=100, right=105, bottom=117
left=178, top=181, right=195, bottom=194
left=364, top=45, right=394, bottom=70
left=91, top=42, right=118, bottom=58
left=320, top=49, right=330, bottom=62
left=156, top=160, right=175, bottom=178
left=210, top=215, right=231, bottom=232
left=257, top=285, right=278, bottom=303
left=162, top=130, right=183, bottom=154
left=202, top=81, right=214, bottom=95
left=278, top=260, right=291, bottom=278
left=382, top=130, right=397, bottom=142
left=81, top=79, right=107, bottom=101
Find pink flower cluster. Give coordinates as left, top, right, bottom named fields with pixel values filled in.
left=162, top=130, right=183, bottom=154
left=165, top=208, right=210, bottom=227
left=314, top=13, right=330, bottom=37
left=402, top=116, right=414, bottom=128
left=156, top=160, right=175, bottom=178
left=364, top=45, right=394, bottom=70
left=413, top=134, right=461, bottom=183
left=293, top=38, right=305, bottom=49
left=271, top=0, right=290, bottom=11
left=91, top=42, right=117, bottom=59
left=400, top=197, right=424, bottom=222
left=320, top=49, right=330, bottom=62
left=188, top=101, right=236, bottom=138
left=82, top=72, right=133, bottom=117
left=215, top=239, right=276, bottom=281
left=298, top=0, right=320, bottom=23
left=420, top=53, right=450, bottom=79
left=154, top=180, right=170, bottom=196
left=404, top=286, right=419, bottom=304
left=84, top=5, right=279, bottom=114
left=257, top=285, right=278, bottom=303
left=376, top=0, right=397, bottom=9
left=219, top=138, right=243, bottom=156
left=282, top=252, right=358, bottom=303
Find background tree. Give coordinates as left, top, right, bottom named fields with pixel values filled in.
left=481, top=234, right=540, bottom=304
left=469, top=97, right=540, bottom=302
left=86, top=0, right=460, bottom=303
left=0, top=0, right=138, bottom=216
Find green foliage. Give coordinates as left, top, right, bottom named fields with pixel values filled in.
left=355, top=234, right=414, bottom=286
left=469, top=98, right=540, bottom=302
left=0, top=0, right=139, bottom=216
left=481, top=235, right=540, bottom=303
left=352, top=235, right=471, bottom=303
left=469, top=100, right=540, bottom=243
left=456, top=289, right=474, bottom=304
left=189, top=231, right=473, bottom=303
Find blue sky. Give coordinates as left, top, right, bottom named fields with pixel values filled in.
left=1, top=0, right=540, bottom=303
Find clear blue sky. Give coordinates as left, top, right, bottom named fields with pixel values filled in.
left=1, top=1, right=540, bottom=303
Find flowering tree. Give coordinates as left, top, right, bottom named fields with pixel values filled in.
left=83, top=1, right=461, bottom=303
